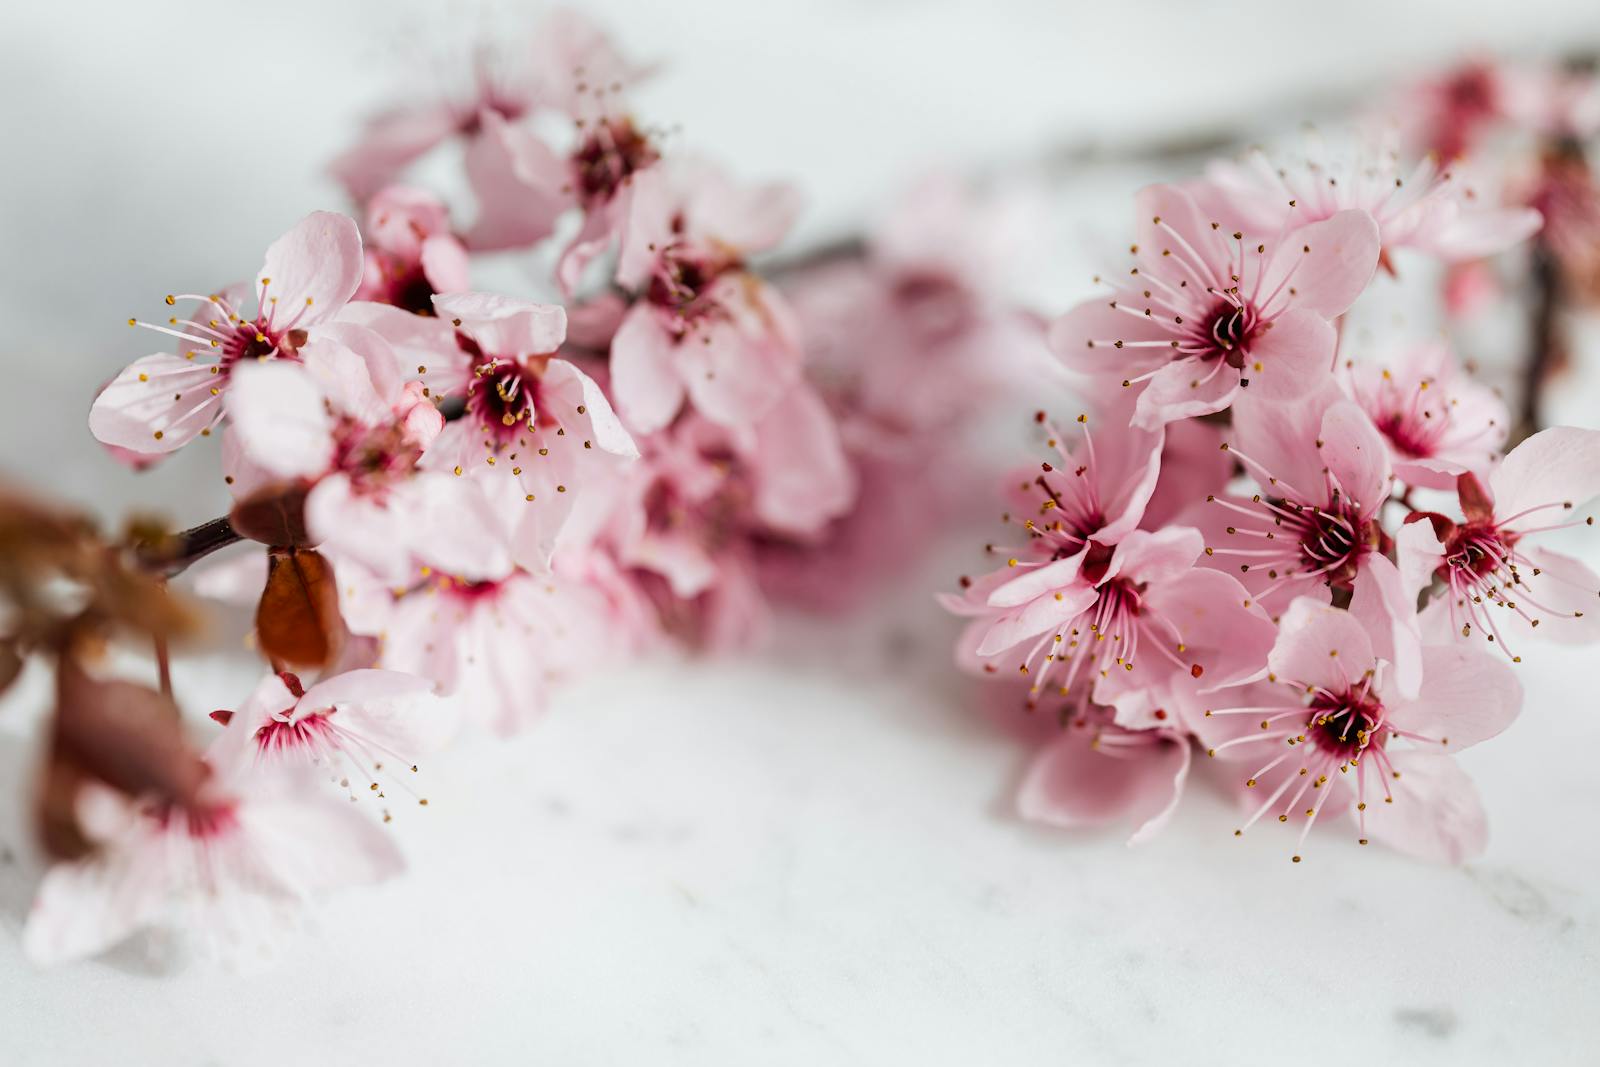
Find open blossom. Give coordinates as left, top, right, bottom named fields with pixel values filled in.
left=943, top=525, right=1273, bottom=720
left=221, top=324, right=510, bottom=584
left=354, top=186, right=470, bottom=314
left=1201, top=135, right=1542, bottom=266
left=1339, top=339, right=1507, bottom=489
left=1195, top=381, right=1400, bottom=614
left=209, top=670, right=450, bottom=801
left=1203, top=598, right=1520, bottom=863
left=1017, top=700, right=1192, bottom=846
left=609, top=157, right=805, bottom=433
left=22, top=752, right=404, bottom=967
left=89, top=212, right=364, bottom=454
left=1400, top=426, right=1600, bottom=657
left=601, top=383, right=855, bottom=647
left=1050, top=183, right=1379, bottom=428
left=351, top=292, right=637, bottom=573
left=338, top=563, right=614, bottom=736
left=328, top=9, right=645, bottom=203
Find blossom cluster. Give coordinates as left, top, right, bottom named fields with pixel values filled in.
left=944, top=135, right=1600, bottom=862
left=22, top=12, right=1029, bottom=965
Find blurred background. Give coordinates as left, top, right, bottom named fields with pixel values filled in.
left=4, top=2, right=1600, bottom=1064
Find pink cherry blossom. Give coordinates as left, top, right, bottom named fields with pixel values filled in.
left=349, top=292, right=637, bottom=573
left=339, top=564, right=614, bottom=735
left=1194, top=382, right=1397, bottom=613
left=1339, top=339, right=1507, bottom=489
left=22, top=752, right=404, bottom=967
left=208, top=670, right=449, bottom=802
left=328, top=10, right=646, bottom=203
left=1017, top=701, right=1192, bottom=846
left=221, top=324, right=510, bottom=584
left=1203, top=597, right=1520, bottom=862
left=1201, top=135, right=1542, bottom=267
left=599, top=383, right=855, bottom=646
left=608, top=157, right=805, bottom=433
left=1050, top=183, right=1379, bottom=429
left=90, top=212, right=364, bottom=454
left=1400, top=426, right=1600, bottom=658
left=353, top=186, right=470, bottom=314
left=943, top=525, right=1273, bottom=717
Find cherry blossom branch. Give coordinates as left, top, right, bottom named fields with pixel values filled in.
left=134, top=515, right=242, bottom=578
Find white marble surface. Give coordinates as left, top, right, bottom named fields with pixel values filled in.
left=3, top=1, right=1600, bottom=1063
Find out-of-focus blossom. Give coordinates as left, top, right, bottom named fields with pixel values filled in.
left=1339, top=339, right=1508, bottom=490
left=354, top=186, right=470, bottom=314
left=1201, top=135, right=1542, bottom=267
left=90, top=213, right=364, bottom=454
left=1051, top=183, right=1379, bottom=428
left=22, top=747, right=404, bottom=967
left=609, top=158, right=804, bottom=433
left=329, top=9, right=647, bottom=203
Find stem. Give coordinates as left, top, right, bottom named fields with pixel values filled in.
left=154, top=629, right=173, bottom=701
left=1516, top=237, right=1560, bottom=444
left=136, top=515, right=243, bottom=578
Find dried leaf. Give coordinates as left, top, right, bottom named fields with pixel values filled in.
left=53, top=660, right=209, bottom=805
left=39, top=658, right=212, bottom=859
left=256, top=547, right=345, bottom=670
left=229, top=484, right=312, bottom=548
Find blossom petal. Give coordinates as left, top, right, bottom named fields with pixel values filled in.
left=1132, top=357, right=1239, bottom=429
left=431, top=292, right=566, bottom=358
left=223, top=361, right=335, bottom=480
left=1238, top=307, right=1335, bottom=401
left=89, top=354, right=221, bottom=453
left=1018, top=727, right=1190, bottom=845
left=609, top=304, right=687, bottom=434
left=259, top=212, right=364, bottom=327
left=1488, top=426, right=1600, bottom=528
left=1360, top=752, right=1487, bottom=865
left=1268, top=597, right=1376, bottom=694
left=1263, top=208, right=1380, bottom=319
left=1398, top=644, right=1521, bottom=750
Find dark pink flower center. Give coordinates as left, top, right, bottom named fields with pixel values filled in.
left=1200, top=299, right=1258, bottom=369
left=1308, top=690, right=1388, bottom=760
left=573, top=117, right=658, bottom=207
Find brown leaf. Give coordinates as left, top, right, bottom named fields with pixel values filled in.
left=39, top=658, right=212, bottom=859
left=229, top=484, right=312, bottom=547
left=256, top=547, right=345, bottom=670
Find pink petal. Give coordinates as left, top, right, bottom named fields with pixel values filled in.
left=1318, top=400, right=1392, bottom=517
left=420, top=234, right=471, bottom=294
left=749, top=384, right=856, bottom=535
left=1018, top=727, right=1190, bottom=845
left=1349, top=553, right=1423, bottom=699
left=539, top=358, right=639, bottom=459
left=1238, top=307, right=1335, bottom=401
left=88, top=354, right=221, bottom=452
left=1145, top=569, right=1276, bottom=692
left=463, top=110, right=574, bottom=251
left=1132, top=357, right=1239, bottom=429
left=609, top=304, right=687, bottom=433
left=1360, top=752, right=1487, bottom=864
left=987, top=554, right=1089, bottom=609
left=677, top=278, right=802, bottom=427
left=1488, top=426, right=1600, bottom=529
left=1133, top=183, right=1232, bottom=285
left=1048, top=297, right=1173, bottom=379
left=1105, top=526, right=1204, bottom=587
left=974, top=592, right=1096, bottom=658
left=1263, top=209, right=1380, bottom=319
left=1268, top=597, right=1377, bottom=694
left=430, top=292, right=566, bottom=358
left=259, top=212, right=364, bottom=327
left=1398, top=644, right=1522, bottom=750
left=222, top=361, right=334, bottom=480
left=328, top=103, right=461, bottom=202
left=336, top=301, right=463, bottom=395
